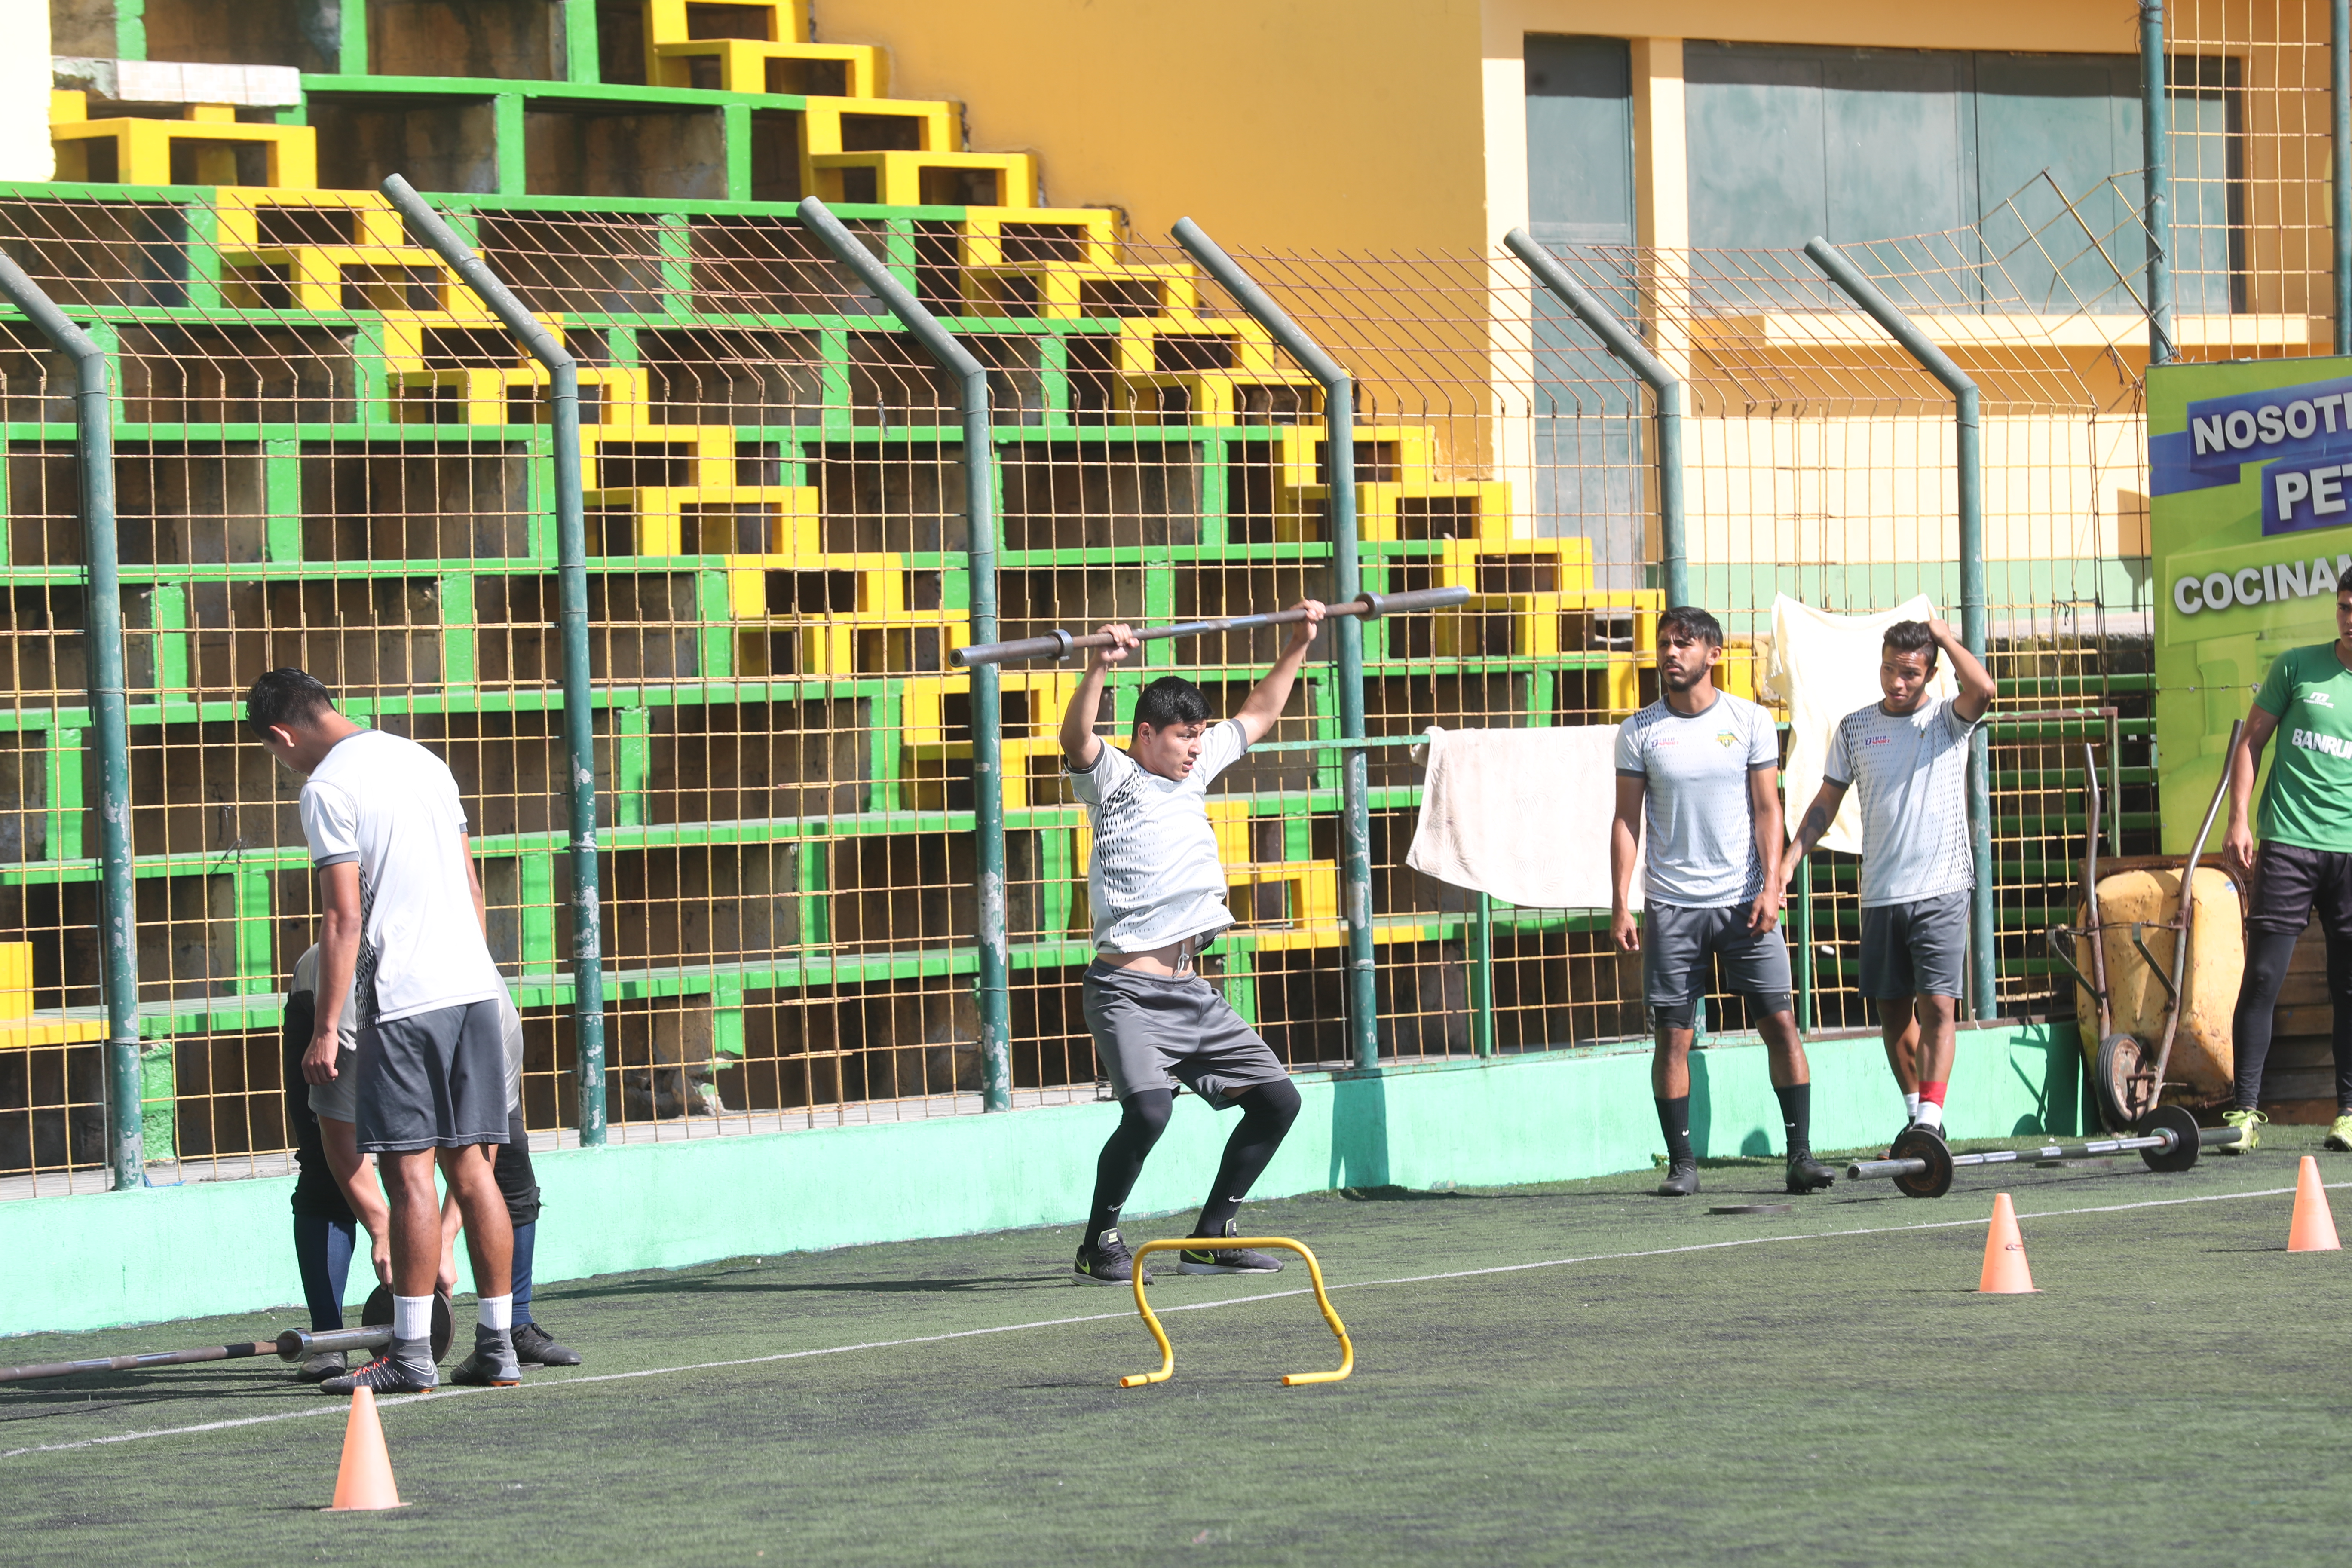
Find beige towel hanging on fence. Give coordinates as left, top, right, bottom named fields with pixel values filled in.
left=1405, top=725, right=1633, bottom=910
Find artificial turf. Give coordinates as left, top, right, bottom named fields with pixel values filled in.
left=6, top=1125, right=2352, bottom=1566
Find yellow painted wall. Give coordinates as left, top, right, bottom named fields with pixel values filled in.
left=816, top=0, right=2153, bottom=255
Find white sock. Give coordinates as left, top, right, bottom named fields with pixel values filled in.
left=478, top=1293, right=514, bottom=1333
left=392, top=1293, right=432, bottom=1342
left=1904, top=1093, right=1922, bottom=1123
left=1916, top=1101, right=1944, bottom=1132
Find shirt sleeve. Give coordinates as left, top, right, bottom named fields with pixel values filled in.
left=1746, top=703, right=1779, bottom=770
left=1823, top=714, right=1855, bottom=787
left=1613, top=717, right=1645, bottom=777
left=2252, top=649, right=2297, bottom=718
left=298, top=780, right=360, bottom=868
left=1192, top=719, right=1249, bottom=785
left=1068, top=741, right=1133, bottom=807
left=1938, top=695, right=1984, bottom=743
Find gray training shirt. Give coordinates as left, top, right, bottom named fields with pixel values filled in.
left=1614, top=690, right=1780, bottom=908
left=1069, top=718, right=1248, bottom=952
left=1824, top=695, right=1981, bottom=908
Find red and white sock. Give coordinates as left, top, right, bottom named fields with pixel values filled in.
left=1917, top=1080, right=1948, bottom=1132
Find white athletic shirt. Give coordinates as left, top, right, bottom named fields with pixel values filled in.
left=293, top=943, right=524, bottom=1111
left=297, top=729, right=503, bottom=1025
left=1614, top=690, right=1781, bottom=908
left=1823, top=695, right=1980, bottom=908
left=1069, top=719, right=1248, bottom=953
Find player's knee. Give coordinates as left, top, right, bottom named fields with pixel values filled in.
left=1244, top=1076, right=1302, bottom=1132
left=1119, top=1088, right=1173, bottom=1142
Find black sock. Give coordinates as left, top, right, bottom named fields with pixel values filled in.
left=1193, top=1080, right=1303, bottom=1237
left=293, top=1214, right=354, bottom=1333
left=1775, top=1081, right=1813, bottom=1158
left=1084, top=1089, right=1172, bottom=1249
left=1655, top=1096, right=1693, bottom=1167
left=2234, top=926, right=2300, bottom=1109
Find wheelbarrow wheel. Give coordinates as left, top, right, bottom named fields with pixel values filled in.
left=2095, top=1032, right=2154, bottom=1132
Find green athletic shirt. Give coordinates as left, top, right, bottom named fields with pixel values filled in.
left=2254, top=642, right=2352, bottom=852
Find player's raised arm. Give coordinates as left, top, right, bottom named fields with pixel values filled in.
left=1234, top=600, right=1326, bottom=746
left=1926, top=618, right=1997, bottom=723
left=1060, top=622, right=1138, bottom=771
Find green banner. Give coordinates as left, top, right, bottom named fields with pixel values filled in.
left=2151, top=355, right=2352, bottom=849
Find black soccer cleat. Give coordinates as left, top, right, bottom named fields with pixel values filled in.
left=322, top=1341, right=438, bottom=1396
left=1786, top=1152, right=1837, bottom=1193
left=1073, top=1228, right=1154, bottom=1287
left=1176, top=1219, right=1285, bottom=1275
left=512, top=1320, right=581, bottom=1367
left=450, top=1326, right=523, bottom=1388
left=1655, top=1161, right=1701, bottom=1197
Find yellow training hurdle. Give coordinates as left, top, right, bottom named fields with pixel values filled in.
left=1118, top=1237, right=1354, bottom=1388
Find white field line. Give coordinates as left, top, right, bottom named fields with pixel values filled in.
left=0, top=1178, right=2322, bottom=1461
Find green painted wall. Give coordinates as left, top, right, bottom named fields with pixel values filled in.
left=0, top=1022, right=2079, bottom=1338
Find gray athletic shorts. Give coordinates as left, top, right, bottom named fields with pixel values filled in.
left=355, top=999, right=511, bottom=1154
left=1642, top=901, right=1794, bottom=1031
left=1081, top=960, right=1291, bottom=1107
left=306, top=1043, right=360, bottom=1124
left=1860, top=891, right=1969, bottom=1001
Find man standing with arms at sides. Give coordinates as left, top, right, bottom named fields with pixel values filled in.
left=249, top=668, right=523, bottom=1392
left=1612, top=607, right=1835, bottom=1198
left=1783, top=620, right=1995, bottom=1142
left=2218, top=581, right=2352, bottom=1153
left=1059, top=604, right=1323, bottom=1286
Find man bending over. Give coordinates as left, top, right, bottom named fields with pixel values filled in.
left=1062, top=603, right=1324, bottom=1286
left=249, top=668, right=523, bottom=1392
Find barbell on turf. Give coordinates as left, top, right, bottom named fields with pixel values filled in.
left=950, top=585, right=1473, bottom=668
left=0, top=1286, right=453, bottom=1384
left=1843, top=1105, right=2242, bottom=1199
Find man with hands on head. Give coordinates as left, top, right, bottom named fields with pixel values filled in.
left=1611, top=606, right=1833, bottom=1199
left=1782, top=619, right=1994, bottom=1144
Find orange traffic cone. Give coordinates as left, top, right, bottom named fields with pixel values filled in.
left=2288, top=1155, right=2342, bottom=1253
left=1978, top=1192, right=2037, bottom=1293
left=326, top=1385, right=403, bottom=1511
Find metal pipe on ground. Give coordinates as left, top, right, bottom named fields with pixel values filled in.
left=381, top=175, right=612, bottom=1142
left=1804, top=237, right=1995, bottom=1023
left=1172, top=217, right=1379, bottom=1072
left=0, top=254, right=143, bottom=1191
left=797, top=196, right=1012, bottom=1113
left=1501, top=228, right=1689, bottom=609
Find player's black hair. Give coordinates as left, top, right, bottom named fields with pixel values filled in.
left=1655, top=605, right=1724, bottom=649
left=245, top=668, right=338, bottom=736
left=1132, top=675, right=1212, bottom=733
left=1882, top=620, right=1939, bottom=669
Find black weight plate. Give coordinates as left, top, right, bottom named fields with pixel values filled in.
left=2135, top=1102, right=2202, bottom=1173
left=2095, top=1032, right=2150, bottom=1132
left=361, top=1285, right=456, bottom=1364
left=1890, top=1124, right=1954, bottom=1199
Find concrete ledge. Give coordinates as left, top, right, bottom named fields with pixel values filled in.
left=0, top=1020, right=2080, bottom=1337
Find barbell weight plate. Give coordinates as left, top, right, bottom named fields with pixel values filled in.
left=1890, top=1125, right=1954, bottom=1199
left=1708, top=1204, right=1795, bottom=1215
left=361, top=1284, right=456, bottom=1365
left=2134, top=1102, right=2203, bottom=1174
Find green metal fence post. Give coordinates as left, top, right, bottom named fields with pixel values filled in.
left=798, top=196, right=1013, bottom=1111
left=2143, top=1, right=2177, bottom=365
left=0, top=253, right=144, bottom=1189
left=1503, top=229, right=1689, bottom=608
left=1172, top=217, right=1378, bottom=1072
left=1468, top=893, right=1495, bottom=1058
left=1806, top=238, right=1994, bottom=1022
left=382, top=175, right=611, bottom=1142
left=2336, top=0, right=2350, bottom=353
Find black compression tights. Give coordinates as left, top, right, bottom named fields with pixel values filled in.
left=2233, top=927, right=2352, bottom=1111
left=1082, top=1079, right=1304, bottom=1249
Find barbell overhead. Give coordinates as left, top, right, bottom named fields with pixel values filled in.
left=950, top=585, right=1473, bottom=667
left=1843, top=1106, right=2223, bottom=1200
